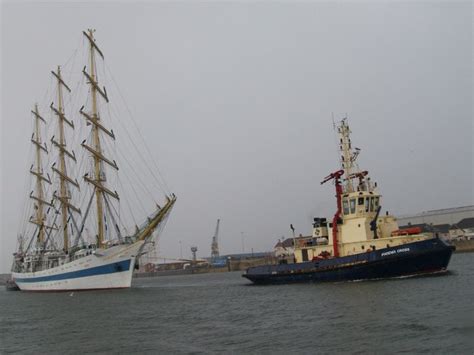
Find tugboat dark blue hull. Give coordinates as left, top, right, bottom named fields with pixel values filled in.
left=243, top=238, right=455, bottom=285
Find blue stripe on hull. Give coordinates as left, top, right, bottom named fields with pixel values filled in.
left=14, top=259, right=132, bottom=283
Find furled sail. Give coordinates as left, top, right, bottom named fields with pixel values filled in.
left=11, top=30, right=176, bottom=291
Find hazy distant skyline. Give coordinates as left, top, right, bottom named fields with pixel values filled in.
left=1, top=1, right=472, bottom=273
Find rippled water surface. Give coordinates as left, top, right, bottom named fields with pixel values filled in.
left=1, top=254, right=473, bottom=354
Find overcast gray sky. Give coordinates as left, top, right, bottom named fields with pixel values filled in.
left=1, top=1, right=472, bottom=273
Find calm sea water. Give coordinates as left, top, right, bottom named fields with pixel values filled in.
left=1, top=254, right=473, bottom=354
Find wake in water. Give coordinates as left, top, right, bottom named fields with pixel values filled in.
left=345, top=269, right=454, bottom=283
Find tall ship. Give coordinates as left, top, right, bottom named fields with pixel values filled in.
left=10, top=30, right=176, bottom=291
left=243, top=118, right=455, bottom=284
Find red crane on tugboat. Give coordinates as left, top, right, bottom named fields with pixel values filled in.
left=321, top=170, right=344, bottom=257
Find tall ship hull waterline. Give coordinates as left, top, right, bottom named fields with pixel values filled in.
left=243, top=119, right=455, bottom=285
left=10, top=30, right=176, bottom=291
left=12, top=242, right=143, bottom=291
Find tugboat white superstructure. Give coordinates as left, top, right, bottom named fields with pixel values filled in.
left=10, top=30, right=176, bottom=291
left=244, top=118, right=455, bottom=284
left=295, top=118, right=428, bottom=260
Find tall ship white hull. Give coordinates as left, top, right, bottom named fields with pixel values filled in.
left=12, top=242, right=144, bottom=291
left=9, top=29, right=176, bottom=292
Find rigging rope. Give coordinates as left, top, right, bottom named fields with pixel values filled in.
left=104, top=62, right=171, bottom=194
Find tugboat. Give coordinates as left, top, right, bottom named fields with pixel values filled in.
left=243, top=118, right=455, bottom=284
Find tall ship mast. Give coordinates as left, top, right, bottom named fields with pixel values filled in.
left=11, top=30, right=176, bottom=291
left=51, top=66, right=81, bottom=254
left=29, top=105, right=56, bottom=247
left=243, top=118, right=455, bottom=284
left=81, top=29, right=119, bottom=249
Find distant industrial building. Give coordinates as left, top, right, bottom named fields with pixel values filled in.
left=397, top=205, right=474, bottom=240
left=397, top=205, right=474, bottom=226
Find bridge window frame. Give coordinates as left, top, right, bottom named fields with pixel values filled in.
left=343, top=199, right=350, bottom=215
left=350, top=198, right=356, bottom=214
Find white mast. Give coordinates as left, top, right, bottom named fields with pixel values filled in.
left=337, top=118, right=360, bottom=193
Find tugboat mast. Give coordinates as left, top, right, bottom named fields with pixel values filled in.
left=338, top=118, right=358, bottom=193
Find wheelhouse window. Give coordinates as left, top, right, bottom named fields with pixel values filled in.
left=374, top=197, right=380, bottom=210
left=350, top=199, right=356, bottom=214
left=343, top=199, right=349, bottom=215
left=358, top=197, right=364, bottom=205
left=365, top=197, right=369, bottom=212
left=370, top=197, right=375, bottom=212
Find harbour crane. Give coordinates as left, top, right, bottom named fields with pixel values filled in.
left=211, top=219, right=220, bottom=261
